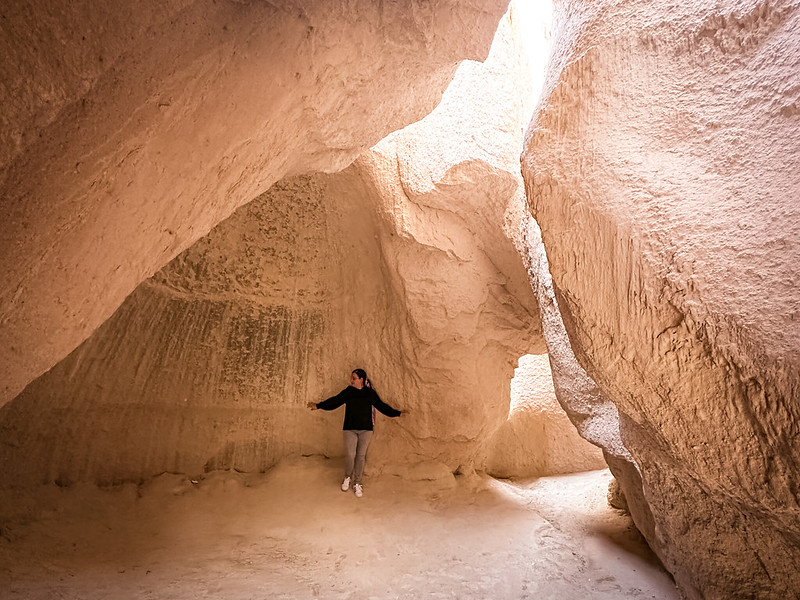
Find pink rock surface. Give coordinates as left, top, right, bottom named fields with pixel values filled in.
left=0, top=5, right=547, bottom=485
left=487, top=353, right=607, bottom=478
left=0, top=0, right=508, bottom=405
left=522, top=0, right=800, bottom=597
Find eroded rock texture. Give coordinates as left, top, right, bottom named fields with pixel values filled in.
left=1, top=172, right=426, bottom=484
left=0, top=0, right=509, bottom=406
left=522, top=1, right=800, bottom=597
left=0, top=5, right=546, bottom=486
left=349, top=6, right=549, bottom=473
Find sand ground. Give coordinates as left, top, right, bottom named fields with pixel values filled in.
left=0, top=457, right=679, bottom=599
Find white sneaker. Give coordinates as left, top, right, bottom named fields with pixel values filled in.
left=354, top=483, right=363, bottom=498
left=341, top=477, right=351, bottom=491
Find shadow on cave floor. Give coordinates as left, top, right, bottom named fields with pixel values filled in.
left=501, top=471, right=671, bottom=572
left=0, top=457, right=678, bottom=599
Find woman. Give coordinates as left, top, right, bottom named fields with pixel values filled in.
left=307, top=369, right=402, bottom=497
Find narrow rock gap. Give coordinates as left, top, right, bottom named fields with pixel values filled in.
left=3, top=0, right=799, bottom=598
left=487, top=352, right=607, bottom=479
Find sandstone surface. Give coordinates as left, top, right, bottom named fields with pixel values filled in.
left=0, top=0, right=509, bottom=406
left=349, top=4, right=551, bottom=470
left=487, top=353, right=606, bottom=478
left=0, top=5, right=550, bottom=485
left=522, top=1, right=800, bottom=597
left=0, top=461, right=680, bottom=599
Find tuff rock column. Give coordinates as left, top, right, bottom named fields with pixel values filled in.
left=522, top=1, right=800, bottom=597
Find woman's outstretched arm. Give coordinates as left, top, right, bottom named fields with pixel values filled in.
left=308, top=388, right=348, bottom=411
left=370, top=389, right=402, bottom=417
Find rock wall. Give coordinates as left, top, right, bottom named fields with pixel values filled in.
left=524, top=215, right=659, bottom=565
left=0, top=0, right=509, bottom=406
left=0, top=172, right=413, bottom=485
left=0, top=4, right=548, bottom=487
left=349, top=3, right=551, bottom=472
left=522, top=0, right=800, bottom=597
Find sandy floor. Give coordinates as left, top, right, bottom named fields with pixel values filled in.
left=0, top=457, right=679, bottom=599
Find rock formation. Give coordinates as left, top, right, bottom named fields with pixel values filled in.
left=0, top=0, right=509, bottom=406
left=522, top=0, right=800, bottom=597
left=0, top=4, right=551, bottom=486
left=8, top=0, right=798, bottom=596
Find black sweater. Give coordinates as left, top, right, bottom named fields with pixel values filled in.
left=315, top=386, right=401, bottom=431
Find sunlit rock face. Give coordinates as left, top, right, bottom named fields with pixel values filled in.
left=0, top=5, right=546, bottom=486
left=522, top=1, right=800, bottom=598
left=487, top=353, right=606, bottom=478
left=350, top=5, right=549, bottom=473
left=0, top=0, right=509, bottom=406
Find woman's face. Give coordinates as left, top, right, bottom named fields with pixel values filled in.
left=350, top=372, right=365, bottom=389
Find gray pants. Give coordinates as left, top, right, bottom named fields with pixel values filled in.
left=343, top=429, right=373, bottom=484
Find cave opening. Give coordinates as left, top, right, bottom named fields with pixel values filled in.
left=3, top=0, right=798, bottom=597
left=487, top=352, right=606, bottom=479
left=0, top=0, right=677, bottom=596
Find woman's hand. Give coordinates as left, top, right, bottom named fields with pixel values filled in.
left=306, top=401, right=317, bottom=410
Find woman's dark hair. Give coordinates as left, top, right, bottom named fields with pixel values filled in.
left=352, top=368, right=371, bottom=389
